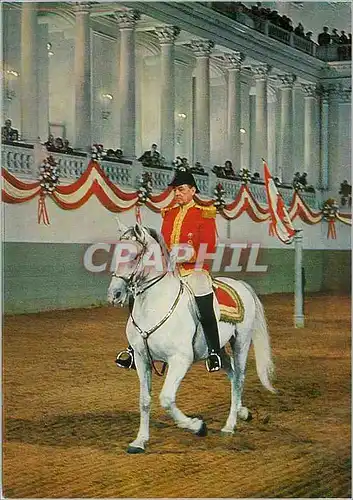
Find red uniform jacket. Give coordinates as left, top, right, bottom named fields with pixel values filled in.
left=161, top=201, right=217, bottom=275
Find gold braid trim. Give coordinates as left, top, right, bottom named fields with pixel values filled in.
left=196, top=205, right=216, bottom=219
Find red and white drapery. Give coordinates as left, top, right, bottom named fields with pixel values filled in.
left=2, top=160, right=351, bottom=236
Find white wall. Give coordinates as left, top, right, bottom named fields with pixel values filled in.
left=48, top=31, right=75, bottom=142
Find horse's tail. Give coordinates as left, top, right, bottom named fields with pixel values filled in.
left=240, top=281, right=276, bottom=393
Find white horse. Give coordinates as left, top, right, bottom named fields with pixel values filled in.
left=107, top=221, right=275, bottom=454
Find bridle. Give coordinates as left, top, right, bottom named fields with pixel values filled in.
left=111, top=229, right=184, bottom=376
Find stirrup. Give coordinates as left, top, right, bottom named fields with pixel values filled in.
left=206, top=351, right=222, bottom=373
left=115, top=348, right=135, bottom=370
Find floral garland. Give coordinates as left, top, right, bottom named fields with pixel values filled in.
left=322, top=198, right=339, bottom=239
left=91, top=143, right=104, bottom=161
left=213, top=183, right=226, bottom=211
left=39, top=155, right=60, bottom=193
left=136, top=172, right=153, bottom=222
left=38, top=155, right=60, bottom=225
left=293, top=178, right=305, bottom=192
left=239, top=168, right=252, bottom=185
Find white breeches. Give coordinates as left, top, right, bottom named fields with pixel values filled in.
left=181, top=271, right=213, bottom=297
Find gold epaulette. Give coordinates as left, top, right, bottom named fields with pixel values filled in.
left=196, top=204, right=217, bottom=219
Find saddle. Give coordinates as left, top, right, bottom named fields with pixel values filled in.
left=213, top=279, right=244, bottom=324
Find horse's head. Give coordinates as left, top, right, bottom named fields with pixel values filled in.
left=107, top=218, right=169, bottom=306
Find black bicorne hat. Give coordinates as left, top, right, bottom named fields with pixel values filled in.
left=168, top=169, right=200, bottom=193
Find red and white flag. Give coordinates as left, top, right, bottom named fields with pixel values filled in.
left=263, top=160, right=295, bottom=245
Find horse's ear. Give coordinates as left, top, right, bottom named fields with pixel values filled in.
left=134, top=223, right=145, bottom=240
left=115, top=216, right=127, bottom=236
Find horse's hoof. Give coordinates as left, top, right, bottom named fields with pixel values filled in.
left=195, top=421, right=207, bottom=437
left=246, top=411, right=253, bottom=422
left=127, top=446, right=145, bottom=454
left=221, top=428, right=235, bottom=435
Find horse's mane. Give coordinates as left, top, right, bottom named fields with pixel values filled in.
left=145, top=227, right=170, bottom=263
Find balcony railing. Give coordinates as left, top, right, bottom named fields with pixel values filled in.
left=1, top=143, right=320, bottom=209
left=211, top=4, right=325, bottom=58
left=2, top=142, right=34, bottom=178
left=316, top=44, right=352, bottom=62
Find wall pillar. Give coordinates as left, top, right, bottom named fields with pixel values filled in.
left=74, top=3, right=92, bottom=151
left=190, top=39, right=214, bottom=167
left=224, top=52, right=244, bottom=169
left=20, top=2, right=39, bottom=142
left=156, top=26, right=180, bottom=164
left=278, top=74, right=296, bottom=183
left=116, top=10, right=140, bottom=158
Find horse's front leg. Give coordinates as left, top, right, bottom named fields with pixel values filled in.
left=159, top=355, right=207, bottom=436
left=128, top=351, right=152, bottom=454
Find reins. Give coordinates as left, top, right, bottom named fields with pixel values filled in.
left=130, top=280, right=184, bottom=376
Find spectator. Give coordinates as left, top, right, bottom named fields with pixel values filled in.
left=106, top=148, right=116, bottom=158
left=62, top=139, right=73, bottom=154
left=340, top=30, right=348, bottom=44
left=318, top=27, right=331, bottom=46
left=251, top=2, right=262, bottom=17
left=299, top=172, right=308, bottom=187
left=190, top=161, right=205, bottom=174
left=137, top=143, right=160, bottom=167
left=2, top=119, right=19, bottom=142
left=268, top=10, right=280, bottom=26
left=252, top=172, right=262, bottom=183
left=348, top=33, right=352, bottom=45
left=212, top=164, right=225, bottom=178
left=331, top=28, right=341, bottom=44
left=54, top=137, right=64, bottom=151
left=115, top=148, right=123, bottom=159
left=224, top=160, right=236, bottom=178
left=305, top=31, right=313, bottom=41
left=44, top=134, right=55, bottom=151
left=294, top=22, right=305, bottom=37
left=339, top=180, right=352, bottom=206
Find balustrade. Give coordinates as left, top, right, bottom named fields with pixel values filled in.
left=2, top=143, right=320, bottom=209
left=51, top=152, right=88, bottom=179
left=2, top=143, right=34, bottom=177
left=100, top=159, right=133, bottom=186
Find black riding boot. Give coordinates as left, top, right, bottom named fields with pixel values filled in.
left=195, top=293, right=222, bottom=372
left=115, top=296, right=136, bottom=370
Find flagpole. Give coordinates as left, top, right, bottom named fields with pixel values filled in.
left=294, top=229, right=304, bottom=328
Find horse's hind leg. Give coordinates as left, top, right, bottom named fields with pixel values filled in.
left=220, top=342, right=239, bottom=434
left=128, top=352, right=152, bottom=453
left=159, top=356, right=206, bottom=435
left=221, top=334, right=251, bottom=434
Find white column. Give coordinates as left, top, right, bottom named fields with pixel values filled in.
left=253, top=65, right=271, bottom=170
left=74, top=4, right=91, bottom=151
left=327, top=84, right=341, bottom=195
left=302, top=84, right=319, bottom=188
left=156, top=26, right=180, bottom=164
left=241, top=82, right=250, bottom=170
left=249, top=93, right=256, bottom=172
left=224, top=52, right=244, bottom=169
left=37, top=23, right=49, bottom=142
left=116, top=11, right=139, bottom=158
left=278, top=74, right=296, bottom=183
left=190, top=40, right=214, bottom=167
left=20, top=2, right=39, bottom=143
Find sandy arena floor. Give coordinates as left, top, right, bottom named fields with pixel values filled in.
left=2, top=293, right=351, bottom=498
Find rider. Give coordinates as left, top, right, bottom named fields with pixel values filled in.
left=116, top=169, right=222, bottom=372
